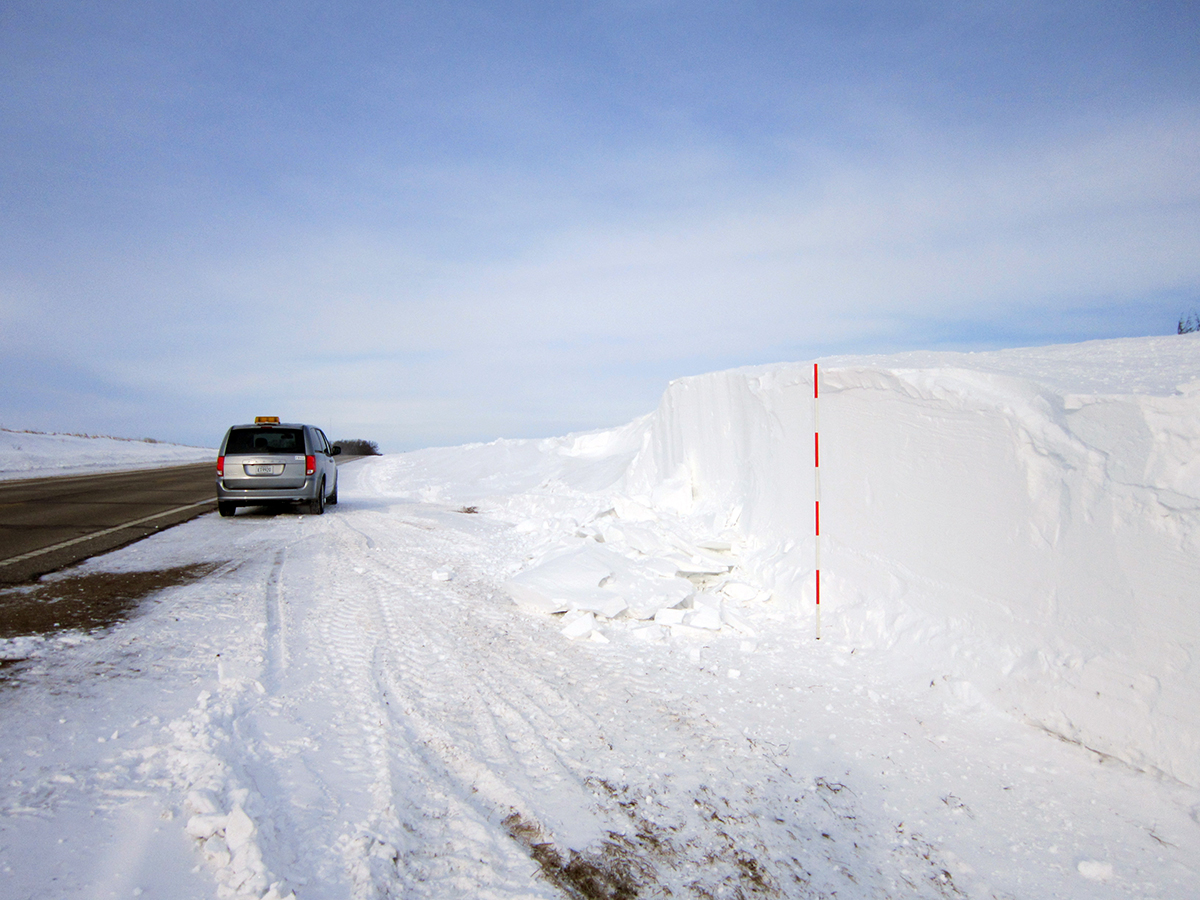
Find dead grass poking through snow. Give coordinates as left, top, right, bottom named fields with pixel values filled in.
left=504, top=812, right=654, bottom=900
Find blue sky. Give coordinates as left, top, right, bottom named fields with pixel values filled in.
left=3, top=1, right=1198, bottom=450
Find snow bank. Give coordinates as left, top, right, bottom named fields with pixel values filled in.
left=362, top=334, right=1200, bottom=785
left=618, top=335, right=1200, bottom=785
left=0, top=428, right=215, bottom=479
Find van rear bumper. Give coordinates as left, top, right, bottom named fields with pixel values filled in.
left=216, top=476, right=319, bottom=505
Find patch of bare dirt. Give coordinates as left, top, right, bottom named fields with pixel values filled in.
left=0, top=562, right=223, bottom=640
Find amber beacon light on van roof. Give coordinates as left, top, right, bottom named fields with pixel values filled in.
left=254, top=416, right=281, bottom=425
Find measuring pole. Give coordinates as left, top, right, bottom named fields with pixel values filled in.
left=814, top=362, right=821, bottom=640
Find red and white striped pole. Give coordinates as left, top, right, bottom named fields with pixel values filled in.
left=814, top=362, right=821, bottom=641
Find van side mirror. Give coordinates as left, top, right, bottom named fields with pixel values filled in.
left=332, top=445, right=342, bottom=455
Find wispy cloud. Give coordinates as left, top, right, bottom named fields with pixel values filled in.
left=2, top=2, right=1198, bottom=448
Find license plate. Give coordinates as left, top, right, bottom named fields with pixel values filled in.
left=249, top=464, right=279, bottom=475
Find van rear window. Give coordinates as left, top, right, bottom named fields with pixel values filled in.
left=226, top=428, right=303, bottom=454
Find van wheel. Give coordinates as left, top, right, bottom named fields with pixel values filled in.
left=328, top=478, right=338, bottom=505
left=218, top=502, right=236, bottom=517
left=309, top=480, right=325, bottom=515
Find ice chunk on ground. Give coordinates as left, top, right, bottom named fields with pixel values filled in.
left=688, top=606, right=722, bottom=630
left=186, top=814, right=227, bottom=840
left=561, top=611, right=596, bottom=640
left=719, top=580, right=760, bottom=602
left=224, top=806, right=256, bottom=852
left=505, top=545, right=628, bottom=617
left=603, top=563, right=693, bottom=619
left=1077, top=860, right=1114, bottom=882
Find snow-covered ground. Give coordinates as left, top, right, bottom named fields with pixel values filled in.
left=1, top=334, right=1198, bottom=899
left=0, top=429, right=215, bottom=479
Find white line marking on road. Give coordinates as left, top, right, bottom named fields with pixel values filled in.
left=0, top=498, right=216, bottom=567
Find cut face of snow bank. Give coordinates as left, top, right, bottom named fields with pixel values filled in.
left=618, top=334, right=1200, bottom=785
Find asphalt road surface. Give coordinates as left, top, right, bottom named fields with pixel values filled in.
left=0, top=462, right=217, bottom=584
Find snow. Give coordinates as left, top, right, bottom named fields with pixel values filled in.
left=617, top=334, right=1200, bottom=786
left=1, top=334, right=1199, bottom=899
left=0, top=428, right=215, bottom=479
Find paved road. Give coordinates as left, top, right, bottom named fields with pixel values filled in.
left=0, top=462, right=217, bottom=584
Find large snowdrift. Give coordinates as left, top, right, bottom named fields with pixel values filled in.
left=391, top=335, right=1200, bottom=786
left=617, top=335, right=1200, bottom=785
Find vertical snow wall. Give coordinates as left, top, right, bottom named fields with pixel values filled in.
left=620, top=345, right=1200, bottom=785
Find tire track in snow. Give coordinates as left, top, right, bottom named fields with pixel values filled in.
left=312, top=510, right=962, bottom=899
left=157, top=505, right=970, bottom=899
left=263, top=549, right=287, bottom=689
left=333, top=514, right=556, bottom=897
left=172, top=511, right=546, bottom=899
left=155, top=546, right=314, bottom=900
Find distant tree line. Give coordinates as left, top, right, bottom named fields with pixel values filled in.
left=335, top=439, right=381, bottom=456
left=1179, top=312, right=1200, bottom=334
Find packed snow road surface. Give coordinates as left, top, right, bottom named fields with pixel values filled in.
left=1, top=335, right=1198, bottom=899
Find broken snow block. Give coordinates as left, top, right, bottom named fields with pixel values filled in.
left=561, top=612, right=596, bottom=640
left=185, top=790, right=220, bottom=815
left=688, top=606, right=723, bottom=630
left=629, top=624, right=666, bottom=643
left=612, top=496, right=657, bottom=522
left=672, top=555, right=733, bottom=576
left=505, top=546, right=628, bottom=617
left=653, top=607, right=686, bottom=625
left=186, top=813, right=227, bottom=840
left=719, top=580, right=759, bottom=602
left=224, top=806, right=257, bottom=852
left=721, top=607, right=757, bottom=636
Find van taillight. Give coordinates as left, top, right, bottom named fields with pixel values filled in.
left=217, top=456, right=224, bottom=476
left=306, top=455, right=316, bottom=475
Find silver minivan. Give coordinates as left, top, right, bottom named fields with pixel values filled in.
left=216, top=418, right=340, bottom=517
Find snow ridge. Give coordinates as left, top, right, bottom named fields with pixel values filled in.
left=612, top=336, right=1200, bottom=785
